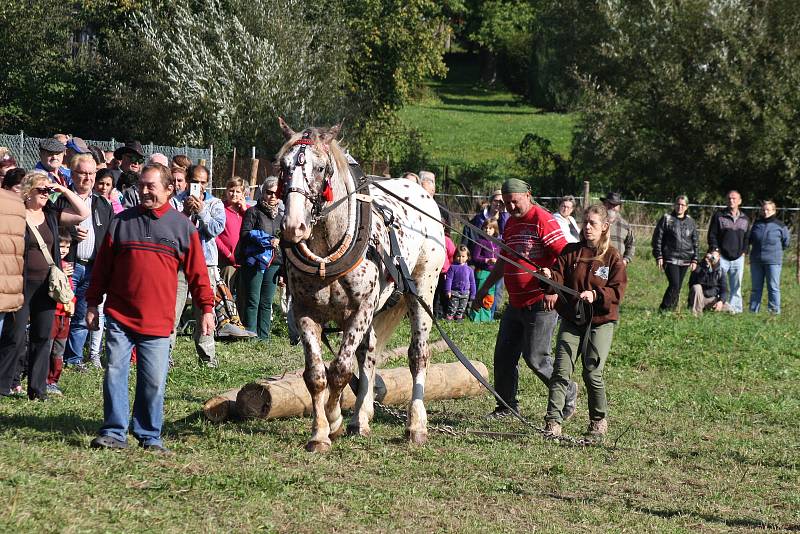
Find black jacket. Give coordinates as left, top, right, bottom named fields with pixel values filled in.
left=652, top=212, right=698, bottom=263
left=235, top=203, right=284, bottom=266
left=708, top=209, right=749, bottom=261
left=56, top=193, right=114, bottom=261
left=688, top=261, right=727, bottom=302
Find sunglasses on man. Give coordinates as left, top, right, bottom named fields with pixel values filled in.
left=127, top=154, right=145, bottom=164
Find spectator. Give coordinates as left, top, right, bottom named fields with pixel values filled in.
left=35, top=138, right=72, bottom=188
left=472, top=178, right=577, bottom=419
left=553, top=195, right=581, bottom=243
left=0, top=186, right=25, bottom=395
left=707, top=190, right=749, bottom=313
left=88, top=145, right=107, bottom=169
left=94, top=169, right=124, bottom=214
left=235, top=178, right=283, bottom=339
left=401, top=172, right=420, bottom=184
left=53, top=133, right=70, bottom=145
left=461, top=189, right=509, bottom=256
left=103, top=151, right=117, bottom=170
left=601, top=192, right=635, bottom=264
left=1, top=168, right=26, bottom=195
left=748, top=200, right=790, bottom=314
left=434, top=228, right=456, bottom=319
left=0, top=172, right=89, bottom=400
left=541, top=204, right=627, bottom=440
left=147, top=153, right=169, bottom=167
left=217, top=177, right=248, bottom=288
left=0, top=154, right=17, bottom=185
left=171, top=154, right=192, bottom=171
left=113, top=141, right=145, bottom=205
left=60, top=154, right=113, bottom=371
left=444, top=245, right=476, bottom=320
left=468, top=217, right=500, bottom=322
left=688, top=250, right=731, bottom=316
left=178, top=164, right=224, bottom=366
left=171, top=164, right=188, bottom=199
left=85, top=163, right=214, bottom=452
left=419, top=170, right=450, bottom=226
left=46, top=226, right=76, bottom=396
left=652, top=195, right=698, bottom=311
left=64, top=137, right=90, bottom=166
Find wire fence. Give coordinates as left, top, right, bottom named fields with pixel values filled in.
left=0, top=132, right=214, bottom=183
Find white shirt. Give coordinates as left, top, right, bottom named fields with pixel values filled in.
left=554, top=212, right=580, bottom=243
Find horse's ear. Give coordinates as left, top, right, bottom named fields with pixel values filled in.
left=279, top=117, right=295, bottom=140
left=322, top=123, right=342, bottom=143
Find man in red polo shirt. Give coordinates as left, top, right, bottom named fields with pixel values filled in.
left=473, top=178, right=578, bottom=419
left=85, top=163, right=214, bottom=453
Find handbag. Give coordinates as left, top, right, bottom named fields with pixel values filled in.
left=26, top=220, right=75, bottom=305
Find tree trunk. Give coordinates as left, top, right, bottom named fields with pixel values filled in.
left=235, top=360, right=489, bottom=420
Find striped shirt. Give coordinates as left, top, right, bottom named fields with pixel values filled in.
left=502, top=204, right=567, bottom=308
left=75, top=194, right=95, bottom=261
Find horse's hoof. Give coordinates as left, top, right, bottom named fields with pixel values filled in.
left=329, top=425, right=346, bottom=441
left=406, top=430, right=428, bottom=445
left=347, top=424, right=371, bottom=437
left=304, top=440, right=331, bottom=453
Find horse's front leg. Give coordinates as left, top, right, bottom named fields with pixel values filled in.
left=325, top=315, right=371, bottom=440
left=348, top=327, right=377, bottom=437
left=405, top=296, right=433, bottom=444
left=298, top=317, right=331, bottom=453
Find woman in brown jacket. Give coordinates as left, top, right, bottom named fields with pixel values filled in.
left=541, top=204, right=627, bottom=440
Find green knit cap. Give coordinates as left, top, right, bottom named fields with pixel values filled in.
left=501, top=178, right=530, bottom=194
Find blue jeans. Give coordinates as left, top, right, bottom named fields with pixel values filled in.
left=719, top=255, right=744, bottom=313
left=64, top=262, right=92, bottom=365
left=493, top=302, right=558, bottom=410
left=749, top=262, right=782, bottom=314
left=99, top=316, right=171, bottom=446
left=0, top=312, right=4, bottom=335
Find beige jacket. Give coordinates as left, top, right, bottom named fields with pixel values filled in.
left=0, top=189, right=25, bottom=313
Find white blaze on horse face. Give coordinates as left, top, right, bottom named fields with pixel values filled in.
left=281, top=148, right=314, bottom=243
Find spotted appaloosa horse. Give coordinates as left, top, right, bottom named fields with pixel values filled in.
left=278, top=118, right=445, bottom=452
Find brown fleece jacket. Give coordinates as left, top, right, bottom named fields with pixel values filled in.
left=547, top=242, right=627, bottom=325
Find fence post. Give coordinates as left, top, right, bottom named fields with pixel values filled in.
left=583, top=180, right=590, bottom=208
left=231, top=147, right=237, bottom=179
left=208, top=144, right=214, bottom=187
left=18, top=131, right=24, bottom=167
left=795, top=210, right=799, bottom=284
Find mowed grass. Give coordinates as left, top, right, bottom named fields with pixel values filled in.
left=1, top=251, right=799, bottom=532
left=398, top=52, right=576, bottom=169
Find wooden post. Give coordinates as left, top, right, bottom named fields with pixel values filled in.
left=583, top=180, right=590, bottom=208
left=795, top=210, right=799, bottom=284
left=231, top=147, right=236, bottom=179
left=249, top=157, right=260, bottom=190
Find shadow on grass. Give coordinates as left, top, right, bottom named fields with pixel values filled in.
left=427, top=105, right=536, bottom=116
left=633, top=505, right=800, bottom=531
left=0, top=412, right=96, bottom=447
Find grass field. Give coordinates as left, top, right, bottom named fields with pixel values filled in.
left=398, top=53, right=576, bottom=170
left=1, top=253, right=799, bottom=532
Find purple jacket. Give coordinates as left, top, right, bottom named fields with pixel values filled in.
left=472, top=237, right=499, bottom=270
left=444, top=263, right=476, bottom=299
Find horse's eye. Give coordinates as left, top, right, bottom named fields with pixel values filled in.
left=316, top=166, right=325, bottom=173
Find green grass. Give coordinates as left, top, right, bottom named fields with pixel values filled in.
left=398, top=52, right=576, bottom=171
left=1, top=258, right=799, bottom=532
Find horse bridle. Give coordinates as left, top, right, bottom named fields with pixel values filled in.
left=280, top=129, right=335, bottom=226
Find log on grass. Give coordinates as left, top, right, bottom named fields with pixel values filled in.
left=202, top=387, right=241, bottom=423
left=236, top=360, right=489, bottom=420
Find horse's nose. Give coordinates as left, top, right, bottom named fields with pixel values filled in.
left=282, top=220, right=307, bottom=243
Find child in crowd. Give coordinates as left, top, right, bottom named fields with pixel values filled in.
left=445, top=245, right=476, bottom=320
left=46, top=227, right=77, bottom=396
left=541, top=204, right=627, bottom=441
left=94, top=169, right=123, bottom=214
left=469, top=218, right=500, bottom=322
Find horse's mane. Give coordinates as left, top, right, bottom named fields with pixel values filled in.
left=277, top=126, right=349, bottom=181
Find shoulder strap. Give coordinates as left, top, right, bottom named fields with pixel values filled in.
left=26, top=219, right=56, bottom=267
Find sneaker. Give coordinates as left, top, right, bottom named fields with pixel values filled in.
left=141, top=443, right=173, bottom=455
left=46, top=384, right=63, bottom=397
left=543, top=420, right=562, bottom=437
left=563, top=381, right=579, bottom=421
left=585, top=418, right=608, bottom=439
left=90, top=435, right=129, bottom=450
left=485, top=406, right=517, bottom=419
left=199, top=358, right=219, bottom=368
left=445, top=315, right=454, bottom=321
left=217, top=322, right=257, bottom=338
left=89, top=356, right=102, bottom=369
left=66, top=362, right=88, bottom=373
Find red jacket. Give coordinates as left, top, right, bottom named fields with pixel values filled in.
left=86, top=202, right=214, bottom=337
left=502, top=204, right=567, bottom=308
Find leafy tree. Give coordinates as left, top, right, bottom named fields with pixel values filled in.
left=571, top=0, right=800, bottom=204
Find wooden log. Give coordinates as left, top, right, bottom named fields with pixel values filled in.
left=236, top=360, right=489, bottom=420
left=202, top=387, right=240, bottom=423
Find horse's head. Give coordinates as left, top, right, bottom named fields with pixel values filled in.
left=277, top=118, right=342, bottom=243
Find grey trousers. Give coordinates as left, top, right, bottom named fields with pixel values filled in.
left=493, top=301, right=558, bottom=410
left=169, top=271, right=189, bottom=358
left=192, top=267, right=218, bottom=365
left=689, top=284, right=730, bottom=316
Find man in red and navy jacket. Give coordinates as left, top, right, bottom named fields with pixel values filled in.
left=85, top=163, right=214, bottom=453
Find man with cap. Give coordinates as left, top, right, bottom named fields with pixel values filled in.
left=601, top=192, right=635, bottom=265
left=472, top=178, right=578, bottom=419
left=35, top=137, right=72, bottom=188
left=65, top=137, right=90, bottom=167
left=113, top=141, right=145, bottom=207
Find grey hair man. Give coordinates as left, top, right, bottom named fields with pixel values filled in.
left=601, top=192, right=635, bottom=264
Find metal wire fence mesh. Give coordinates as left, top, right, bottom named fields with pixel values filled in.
left=0, top=132, right=213, bottom=181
